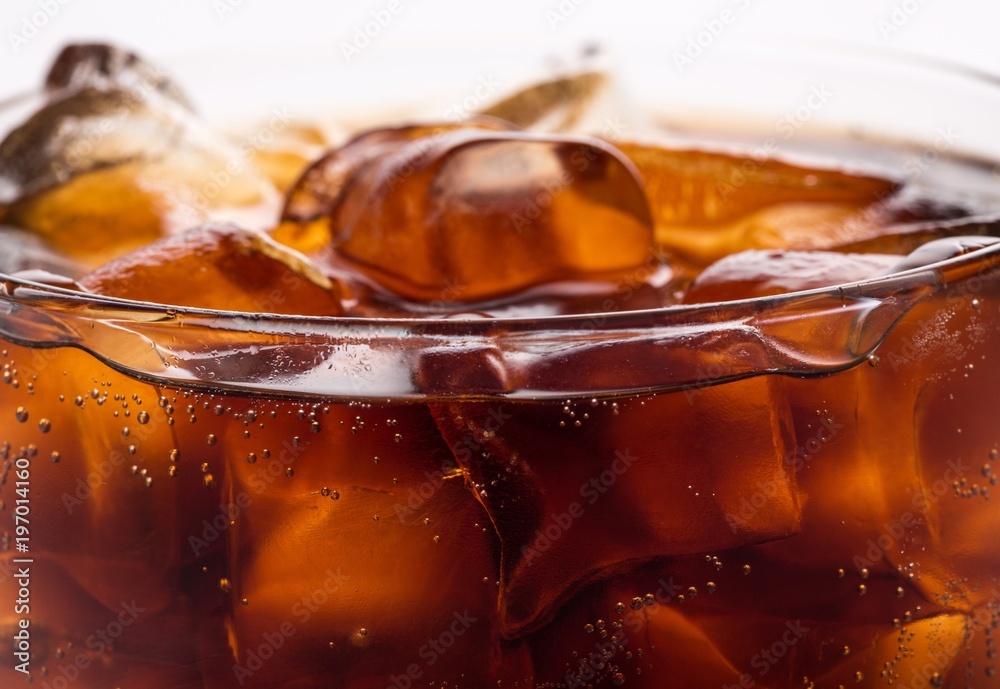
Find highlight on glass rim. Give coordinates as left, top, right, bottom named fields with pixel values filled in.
left=1, top=23, right=1000, bottom=689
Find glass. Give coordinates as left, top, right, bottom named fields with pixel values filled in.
left=1, top=44, right=999, bottom=688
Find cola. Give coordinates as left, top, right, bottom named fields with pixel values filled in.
left=1, top=43, right=999, bottom=688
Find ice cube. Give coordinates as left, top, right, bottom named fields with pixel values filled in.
left=280, top=119, right=515, bottom=225
left=686, top=605, right=967, bottom=689
left=882, top=235, right=1000, bottom=274
left=678, top=239, right=999, bottom=611
left=0, top=562, right=207, bottom=688
left=218, top=401, right=532, bottom=687
left=655, top=540, right=942, bottom=632
left=478, top=71, right=609, bottom=132
left=0, top=344, right=185, bottom=617
left=273, top=119, right=516, bottom=262
left=730, top=368, right=933, bottom=599
left=245, top=121, right=335, bottom=193
left=44, top=42, right=193, bottom=109
left=683, top=250, right=899, bottom=303
left=943, top=602, right=1000, bottom=689
left=79, top=223, right=343, bottom=315
left=527, top=573, right=744, bottom=688
left=429, top=374, right=799, bottom=637
left=527, top=558, right=966, bottom=688
left=865, top=258, right=1000, bottom=610
left=0, top=339, right=245, bottom=689
left=1, top=47, right=279, bottom=263
left=317, top=129, right=655, bottom=302
left=614, top=142, right=903, bottom=266
left=909, top=355, right=1000, bottom=607
left=801, top=614, right=968, bottom=688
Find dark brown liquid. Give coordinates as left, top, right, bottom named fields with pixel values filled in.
left=1, top=243, right=999, bottom=688
left=3, top=47, right=1000, bottom=687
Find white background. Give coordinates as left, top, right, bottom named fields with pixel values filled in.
left=2, top=0, right=998, bottom=98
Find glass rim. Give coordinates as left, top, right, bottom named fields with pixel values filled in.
left=1, top=241, right=997, bottom=401
left=704, top=36, right=1000, bottom=89
left=1, top=39, right=999, bottom=329
left=3, top=42, right=1000, bottom=398
left=0, top=237, right=998, bottom=327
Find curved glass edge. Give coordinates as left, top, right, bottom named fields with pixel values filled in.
left=1, top=243, right=997, bottom=400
